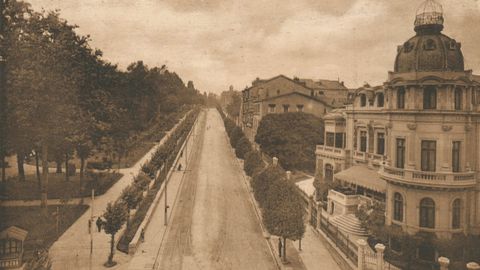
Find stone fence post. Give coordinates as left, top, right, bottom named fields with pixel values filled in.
left=272, top=157, right=278, bottom=166
left=438, top=257, right=450, bottom=270
left=467, top=262, right=480, bottom=270
left=375, top=243, right=385, bottom=270
left=357, top=239, right=367, bottom=270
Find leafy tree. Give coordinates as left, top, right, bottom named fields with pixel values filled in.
left=223, top=118, right=236, bottom=136
left=225, top=92, right=241, bottom=118
left=255, top=112, right=324, bottom=172
left=263, top=179, right=305, bottom=261
left=251, top=164, right=285, bottom=208
left=235, top=136, right=252, bottom=159
left=121, top=185, right=143, bottom=229
left=103, top=200, right=127, bottom=267
left=229, top=126, right=244, bottom=148
left=355, top=200, right=385, bottom=236
left=244, top=150, right=264, bottom=177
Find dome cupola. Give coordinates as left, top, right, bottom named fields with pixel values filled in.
left=394, top=0, right=464, bottom=73
left=414, top=0, right=444, bottom=34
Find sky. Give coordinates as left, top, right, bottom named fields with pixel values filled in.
left=27, top=0, right=480, bottom=94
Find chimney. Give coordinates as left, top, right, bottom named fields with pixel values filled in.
left=286, top=171, right=291, bottom=180
left=272, top=157, right=278, bottom=166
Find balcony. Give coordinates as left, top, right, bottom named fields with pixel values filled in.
left=316, top=145, right=347, bottom=160
left=380, top=166, right=477, bottom=188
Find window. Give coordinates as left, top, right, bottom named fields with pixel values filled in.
left=360, top=94, right=366, bottom=107
left=423, top=86, right=437, bottom=109
left=454, top=88, right=462, bottom=110
left=326, top=132, right=335, bottom=147
left=421, top=140, right=436, bottom=172
left=393, top=193, right=404, bottom=222
left=325, top=164, right=334, bottom=182
left=319, top=91, right=324, bottom=95
left=335, top=133, right=344, bottom=148
left=397, top=88, right=405, bottom=109
left=452, top=199, right=462, bottom=229
left=452, top=141, right=461, bottom=172
left=296, top=104, right=304, bottom=112
left=377, top=133, right=385, bottom=155
left=396, top=138, right=405, bottom=169
left=420, top=198, right=435, bottom=228
left=268, top=104, right=276, bottom=113
left=360, top=131, right=367, bottom=152
left=423, top=39, right=437, bottom=50
left=283, top=104, right=289, bottom=112
left=377, top=93, right=384, bottom=107
left=311, top=90, right=314, bottom=96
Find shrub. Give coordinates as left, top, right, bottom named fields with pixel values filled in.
left=244, top=150, right=264, bottom=176
left=229, top=126, right=244, bottom=148
left=235, top=136, right=252, bottom=159
left=86, top=160, right=112, bottom=170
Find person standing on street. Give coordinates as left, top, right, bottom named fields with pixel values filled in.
left=278, top=238, right=283, bottom=258
left=96, top=217, right=103, bottom=232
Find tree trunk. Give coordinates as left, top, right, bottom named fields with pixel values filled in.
left=65, top=152, right=69, bottom=181
left=56, top=160, right=62, bottom=173
left=17, top=152, right=25, bottom=181
left=35, top=150, right=41, bottom=189
left=79, top=157, right=85, bottom=194
left=108, top=233, right=115, bottom=264
left=117, top=153, right=121, bottom=171
left=1, top=155, right=5, bottom=182
left=41, top=143, right=49, bottom=209
left=283, top=237, right=287, bottom=261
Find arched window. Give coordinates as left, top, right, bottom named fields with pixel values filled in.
left=454, top=88, right=462, bottom=110
left=423, top=86, right=437, bottom=109
left=377, top=93, right=384, bottom=107
left=360, top=94, right=366, bottom=107
left=452, top=199, right=462, bottom=229
left=419, top=198, right=435, bottom=228
left=325, top=164, right=334, bottom=183
left=393, top=193, right=404, bottom=222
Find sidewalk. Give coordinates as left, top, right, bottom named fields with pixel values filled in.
left=292, top=225, right=341, bottom=270
left=127, top=111, right=205, bottom=270
left=47, top=113, right=191, bottom=270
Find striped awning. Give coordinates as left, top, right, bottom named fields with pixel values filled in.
left=334, top=165, right=386, bottom=192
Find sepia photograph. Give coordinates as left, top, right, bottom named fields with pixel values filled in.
left=1, top=0, right=480, bottom=269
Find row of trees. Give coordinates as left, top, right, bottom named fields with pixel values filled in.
left=0, top=1, right=204, bottom=209
left=218, top=106, right=305, bottom=262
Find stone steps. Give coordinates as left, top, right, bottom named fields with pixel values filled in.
left=331, top=214, right=368, bottom=236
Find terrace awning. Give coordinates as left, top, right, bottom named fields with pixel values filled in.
left=334, top=165, right=386, bottom=193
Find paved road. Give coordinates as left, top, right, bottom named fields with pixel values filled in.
left=155, top=109, right=276, bottom=270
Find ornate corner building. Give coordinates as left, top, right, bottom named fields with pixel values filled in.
left=315, top=0, right=480, bottom=247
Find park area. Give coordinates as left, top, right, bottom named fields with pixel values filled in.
left=0, top=172, right=123, bottom=200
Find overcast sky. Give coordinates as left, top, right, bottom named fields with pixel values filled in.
left=27, top=0, right=480, bottom=94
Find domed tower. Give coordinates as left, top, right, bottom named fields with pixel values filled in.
left=394, top=0, right=464, bottom=73
left=380, top=0, right=480, bottom=244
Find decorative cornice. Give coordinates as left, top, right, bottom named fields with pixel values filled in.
left=465, top=124, right=473, bottom=132
left=407, top=123, right=417, bottom=130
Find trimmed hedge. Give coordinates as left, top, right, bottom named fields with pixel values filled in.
left=117, top=108, right=200, bottom=252
left=235, top=136, right=252, bottom=159
left=244, top=150, right=263, bottom=177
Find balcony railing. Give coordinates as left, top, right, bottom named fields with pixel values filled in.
left=380, top=166, right=476, bottom=187
left=315, top=145, right=346, bottom=159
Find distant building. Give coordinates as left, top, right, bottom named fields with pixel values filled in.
left=298, top=78, right=349, bottom=107
left=314, top=0, right=480, bottom=264
left=240, top=75, right=343, bottom=142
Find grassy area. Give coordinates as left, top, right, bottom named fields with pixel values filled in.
left=0, top=205, right=88, bottom=260
left=0, top=172, right=123, bottom=200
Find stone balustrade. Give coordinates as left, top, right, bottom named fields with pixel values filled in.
left=381, top=166, right=476, bottom=187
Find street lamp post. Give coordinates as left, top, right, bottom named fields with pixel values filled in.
left=164, top=159, right=169, bottom=226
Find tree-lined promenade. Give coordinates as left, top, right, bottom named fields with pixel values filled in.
left=0, top=0, right=204, bottom=209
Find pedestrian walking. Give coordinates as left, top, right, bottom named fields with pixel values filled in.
left=88, top=219, right=92, bottom=233
left=96, top=217, right=103, bottom=232
left=278, top=238, right=283, bottom=258
left=178, top=164, right=182, bottom=171
left=140, top=228, right=145, bottom=242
